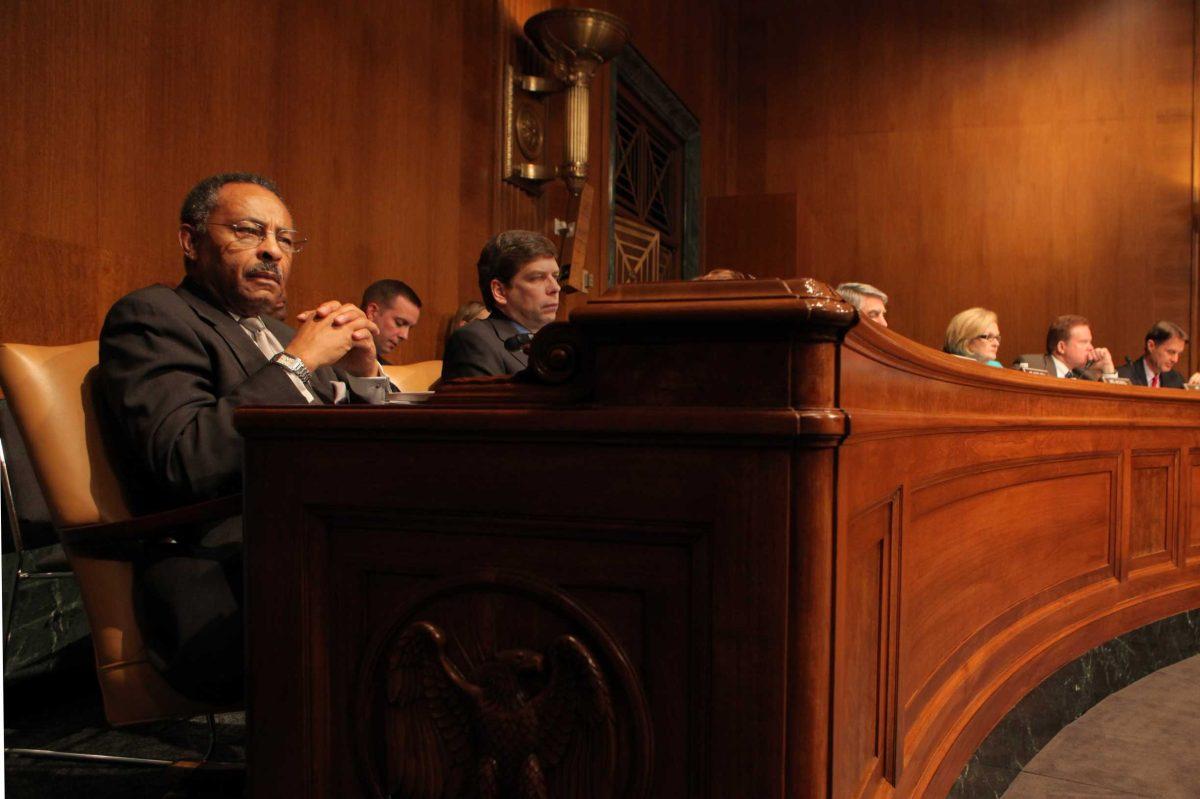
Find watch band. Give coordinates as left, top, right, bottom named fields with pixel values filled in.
left=271, top=351, right=314, bottom=387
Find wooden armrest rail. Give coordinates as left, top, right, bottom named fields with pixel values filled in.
left=59, top=494, right=242, bottom=548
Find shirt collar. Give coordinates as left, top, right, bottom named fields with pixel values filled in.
left=1144, top=359, right=1159, bottom=383
left=492, top=310, right=530, bottom=336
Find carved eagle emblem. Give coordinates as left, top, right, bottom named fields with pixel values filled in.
left=385, top=621, right=617, bottom=799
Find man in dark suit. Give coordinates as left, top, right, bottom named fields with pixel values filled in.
left=441, top=230, right=561, bottom=379
left=1015, top=315, right=1117, bottom=380
left=98, top=173, right=381, bottom=701
left=1116, top=320, right=1196, bottom=388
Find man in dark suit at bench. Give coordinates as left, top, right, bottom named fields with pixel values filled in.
left=1016, top=315, right=1118, bottom=380
left=1116, top=320, right=1197, bottom=388
left=441, top=230, right=561, bottom=380
left=98, top=172, right=381, bottom=702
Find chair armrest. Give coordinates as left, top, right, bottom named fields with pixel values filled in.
left=59, top=494, right=242, bottom=548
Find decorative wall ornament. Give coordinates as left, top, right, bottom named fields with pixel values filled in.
left=613, top=216, right=663, bottom=284
left=503, top=65, right=559, bottom=193
left=608, top=46, right=700, bottom=284
left=504, top=9, right=630, bottom=285
left=502, top=9, right=630, bottom=199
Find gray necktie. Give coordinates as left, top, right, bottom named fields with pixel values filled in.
left=238, top=316, right=281, bottom=359
left=240, top=315, right=321, bottom=403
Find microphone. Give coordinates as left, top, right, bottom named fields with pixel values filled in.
left=504, top=332, right=533, bottom=352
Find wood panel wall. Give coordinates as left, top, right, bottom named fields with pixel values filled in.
left=0, top=0, right=734, bottom=364
left=6, top=0, right=1193, bottom=371
left=730, top=0, right=1199, bottom=370
left=1, top=0, right=476, bottom=361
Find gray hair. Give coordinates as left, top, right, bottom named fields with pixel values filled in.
left=180, top=172, right=283, bottom=233
left=836, top=282, right=888, bottom=309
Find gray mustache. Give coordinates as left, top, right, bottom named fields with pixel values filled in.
left=247, top=263, right=281, bottom=280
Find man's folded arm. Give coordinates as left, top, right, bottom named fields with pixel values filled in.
left=100, top=293, right=308, bottom=503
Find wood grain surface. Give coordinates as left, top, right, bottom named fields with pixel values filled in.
left=0, top=0, right=736, bottom=364
left=238, top=279, right=1200, bottom=797
left=729, top=0, right=1199, bottom=372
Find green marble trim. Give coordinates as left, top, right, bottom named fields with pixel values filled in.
left=950, top=609, right=1200, bottom=798
left=3, top=546, right=88, bottom=678
left=607, top=44, right=702, bottom=284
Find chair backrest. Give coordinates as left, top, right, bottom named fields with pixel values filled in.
left=0, top=341, right=212, bottom=725
left=0, top=342, right=130, bottom=528
left=382, top=359, right=443, bottom=392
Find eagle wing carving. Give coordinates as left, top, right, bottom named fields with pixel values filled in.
left=532, top=635, right=617, bottom=799
left=385, top=621, right=480, bottom=799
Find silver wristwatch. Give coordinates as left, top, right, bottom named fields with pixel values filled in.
left=271, top=351, right=314, bottom=387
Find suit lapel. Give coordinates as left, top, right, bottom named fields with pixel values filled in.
left=1132, top=357, right=1149, bottom=386
left=486, top=316, right=530, bottom=370
left=176, top=279, right=267, bottom=378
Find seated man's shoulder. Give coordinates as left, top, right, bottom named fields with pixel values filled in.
left=1115, top=359, right=1137, bottom=380
left=1162, top=369, right=1186, bottom=387
left=443, top=317, right=511, bottom=379
left=105, top=283, right=187, bottom=321
left=452, top=316, right=500, bottom=342
left=100, top=284, right=208, bottom=358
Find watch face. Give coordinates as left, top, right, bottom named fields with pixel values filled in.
left=274, top=352, right=311, bottom=384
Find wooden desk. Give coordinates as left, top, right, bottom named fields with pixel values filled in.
left=237, top=279, right=1200, bottom=798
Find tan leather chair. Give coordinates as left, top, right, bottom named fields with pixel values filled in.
left=381, top=359, right=443, bottom=392
left=0, top=342, right=238, bottom=736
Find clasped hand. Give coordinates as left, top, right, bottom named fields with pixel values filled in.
left=288, top=301, right=379, bottom=377
left=1087, top=346, right=1115, bottom=375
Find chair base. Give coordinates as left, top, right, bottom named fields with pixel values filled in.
left=4, top=747, right=177, bottom=767
left=4, top=712, right=234, bottom=769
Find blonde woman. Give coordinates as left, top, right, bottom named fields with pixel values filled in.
left=944, top=307, right=1002, bottom=367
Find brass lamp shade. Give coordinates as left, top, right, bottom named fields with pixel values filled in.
left=523, top=8, right=629, bottom=197
left=524, top=8, right=630, bottom=84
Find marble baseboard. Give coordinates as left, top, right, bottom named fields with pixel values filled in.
left=948, top=609, right=1200, bottom=799
left=2, top=546, right=88, bottom=677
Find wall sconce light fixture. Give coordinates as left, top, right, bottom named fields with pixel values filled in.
left=504, top=8, right=630, bottom=198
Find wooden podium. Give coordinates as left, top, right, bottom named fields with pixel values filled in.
left=236, top=279, right=1200, bottom=798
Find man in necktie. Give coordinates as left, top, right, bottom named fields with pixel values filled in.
left=1116, top=320, right=1200, bottom=389
left=97, top=172, right=382, bottom=702
left=441, top=230, right=562, bottom=380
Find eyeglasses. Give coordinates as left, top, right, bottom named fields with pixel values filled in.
left=974, top=333, right=1002, bottom=343
left=206, top=221, right=308, bottom=254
